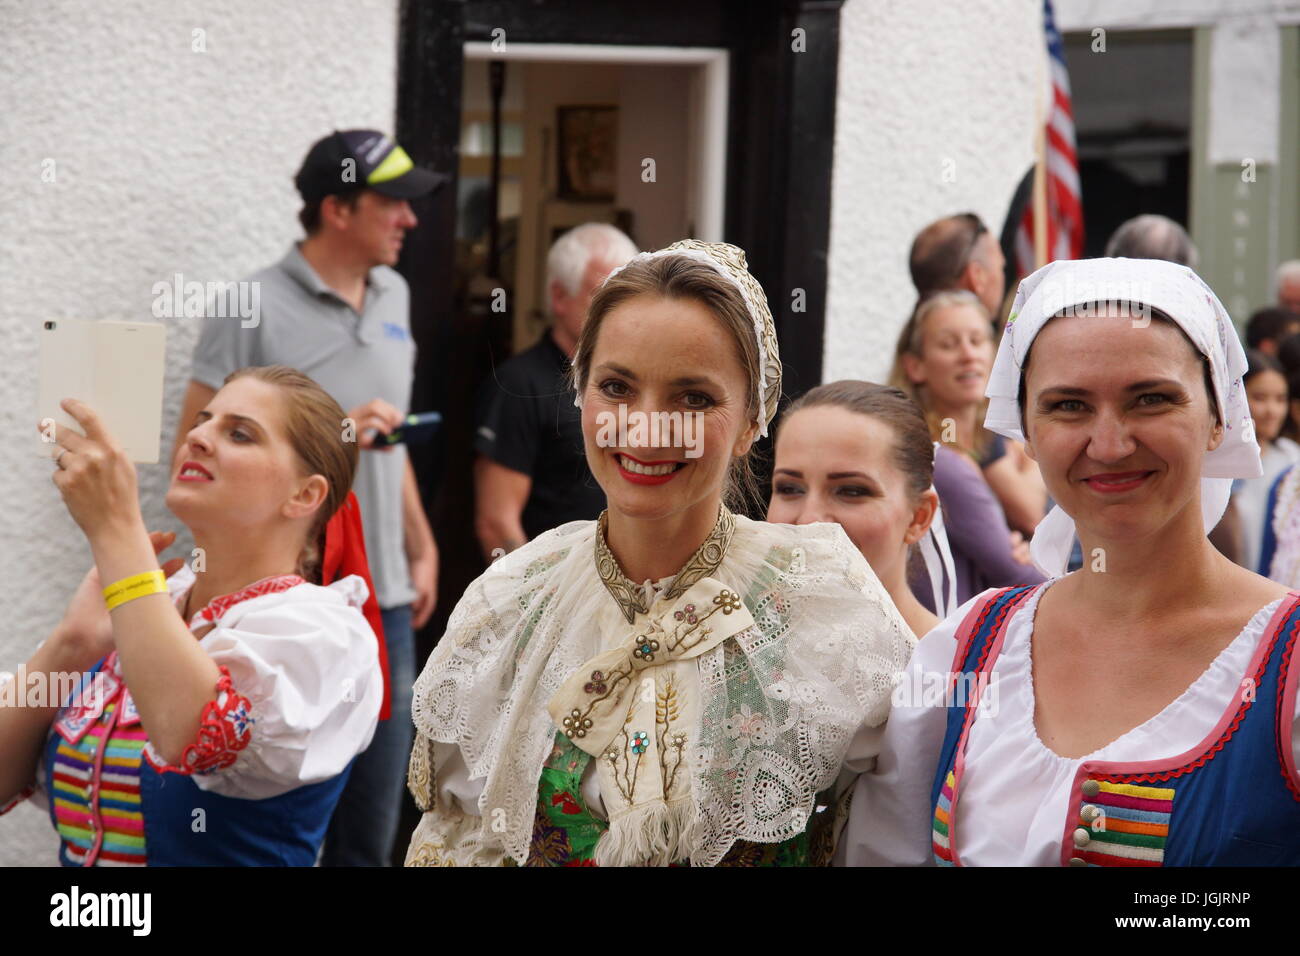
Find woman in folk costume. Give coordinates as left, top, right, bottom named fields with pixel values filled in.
left=0, top=365, right=384, bottom=865
left=406, top=240, right=914, bottom=867
left=838, top=258, right=1300, bottom=867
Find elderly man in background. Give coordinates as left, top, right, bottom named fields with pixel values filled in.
left=1276, top=260, right=1300, bottom=315
left=1245, top=260, right=1300, bottom=358
left=1104, top=213, right=1198, bottom=267
left=908, top=212, right=1006, bottom=323
left=473, top=223, right=637, bottom=559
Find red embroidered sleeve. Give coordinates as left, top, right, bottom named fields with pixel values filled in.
left=145, top=665, right=256, bottom=776
left=0, top=786, right=34, bottom=815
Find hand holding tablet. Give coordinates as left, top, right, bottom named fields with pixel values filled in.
left=37, top=318, right=167, bottom=464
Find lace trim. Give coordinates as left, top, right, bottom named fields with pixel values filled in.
left=144, top=666, right=255, bottom=775
left=1269, top=469, right=1300, bottom=584
left=411, top=517, right=913, bottom=867
left=408, top=731, right=437, bottom=812
left=595, top=506, right=736, bottom=624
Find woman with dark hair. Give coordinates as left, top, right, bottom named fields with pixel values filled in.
left=840, top=258, right=1300, bottom=867
left=406, top=241, right=913, bottom=867
left=1, top=366, right=384, bottom=865
left=768, top=380, right=949, bottom=638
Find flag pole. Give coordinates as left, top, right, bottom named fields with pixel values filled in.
left=1032, top=5, right=1049, bottom=270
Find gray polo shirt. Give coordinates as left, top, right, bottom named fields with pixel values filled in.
left=191, top=243, right=418, bottom=610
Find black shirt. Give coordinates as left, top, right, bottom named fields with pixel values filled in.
left=475, top=334, right=606, bottom=539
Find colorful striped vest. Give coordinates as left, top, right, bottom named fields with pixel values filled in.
left=42, top=652, right=354, bottom=867
left=930, top=585, right=1300, bottom=866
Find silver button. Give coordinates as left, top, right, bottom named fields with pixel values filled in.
left=1068, top=856, right=1087, bottom=867
left=1073, top=827, right=1091, bottom=848
left=1081, top=780, right=1101, bottom=797
left=1080, top=804, right=1101, bottom=823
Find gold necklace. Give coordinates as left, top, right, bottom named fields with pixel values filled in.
left=594, top=506, right=736, bottom=624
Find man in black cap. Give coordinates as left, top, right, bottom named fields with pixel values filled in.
left=177, top=130, right=447, bottom=866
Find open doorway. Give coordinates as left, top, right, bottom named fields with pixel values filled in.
left=433, top=45, right=732, bottom=640
left=456, top=43, right=728, bottom=354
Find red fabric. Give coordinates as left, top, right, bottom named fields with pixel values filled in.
left=146, top=665, right=254, bottom=774
left=322, top=492, right=391, bottom=720
left=191, top=574, right=306, bottom=628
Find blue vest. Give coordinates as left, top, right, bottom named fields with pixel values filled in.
left=930, top=586, right=1300, bottom=866
left=42, top=675, right=354, bottom=867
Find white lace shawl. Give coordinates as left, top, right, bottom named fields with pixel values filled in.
left=409, top=515, right=915, bottom=866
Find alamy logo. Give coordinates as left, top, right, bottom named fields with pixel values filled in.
left=50, top=886, right=151, bottom=936
left=151, top=274, right=261, bottom=328
left=1037, top=276, right=1155, bottom=327
left=594, top=406, right=704, bottom=458
left=0, top=669, right=107, bottom=709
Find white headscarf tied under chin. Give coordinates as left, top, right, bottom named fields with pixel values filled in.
left=985, top=257, right=1260, bottom=577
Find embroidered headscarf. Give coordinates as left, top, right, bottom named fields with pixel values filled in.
left=574, top=239, right=783, bottom=437
left=986, top=257, right=1259, bottom=577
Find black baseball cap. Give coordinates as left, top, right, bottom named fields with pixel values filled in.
left=294, top=129, right=448, bottom=202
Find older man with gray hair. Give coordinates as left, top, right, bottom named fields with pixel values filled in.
left=1276, top=260, right=1300, bottom=314
left=1104, top=213, right=1198, bottom=267
left=474, top=222, right=637, bottom=558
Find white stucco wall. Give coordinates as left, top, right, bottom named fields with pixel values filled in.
left=0, top=0, right=399, bottom=865
left=823, top=0, right=1044, bottom=384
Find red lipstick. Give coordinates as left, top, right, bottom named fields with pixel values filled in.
left=615, top=452, right=686, bottom=486
left=177, top=460, right=214, bottom=482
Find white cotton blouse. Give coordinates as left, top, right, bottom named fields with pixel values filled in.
left=838, top=578, right=1300, bottom=866
left=144, top=563, right=382, bottom=800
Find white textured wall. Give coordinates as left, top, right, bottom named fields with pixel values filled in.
left=824, top=0, right=1042, bottom=384
left=0, top=0, right=399, bottom=865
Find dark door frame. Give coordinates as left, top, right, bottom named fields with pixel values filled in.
left=396, top=0, right=843, bottom=416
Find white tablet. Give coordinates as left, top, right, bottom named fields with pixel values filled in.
left=38, top=319, right=167, bottom=464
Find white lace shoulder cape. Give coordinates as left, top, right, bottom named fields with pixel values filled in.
left=409, top=515, right=914, bottom=866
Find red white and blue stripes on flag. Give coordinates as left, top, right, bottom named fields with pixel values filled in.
left=1015, top=0, right=1084, bottom=276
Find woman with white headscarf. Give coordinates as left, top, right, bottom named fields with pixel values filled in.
left=837, top=258, right=1300, bottom=867
left=405, top=240, right=914, bottom=867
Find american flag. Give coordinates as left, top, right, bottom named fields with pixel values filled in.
left=1015, top=0, right=1084, bottom=276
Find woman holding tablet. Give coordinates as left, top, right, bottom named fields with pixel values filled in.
left=1, top=365, right=383, bottom=865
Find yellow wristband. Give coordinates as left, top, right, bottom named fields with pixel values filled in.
left=102, top=570, right=168, bottom=612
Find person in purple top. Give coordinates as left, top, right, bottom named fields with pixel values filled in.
left=890, top=290, right=1045, bottom=605
left=925, top=443, right=1046, bottom=606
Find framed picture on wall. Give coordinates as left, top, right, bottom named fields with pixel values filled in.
left=556, top=105, right=617, bottom=201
